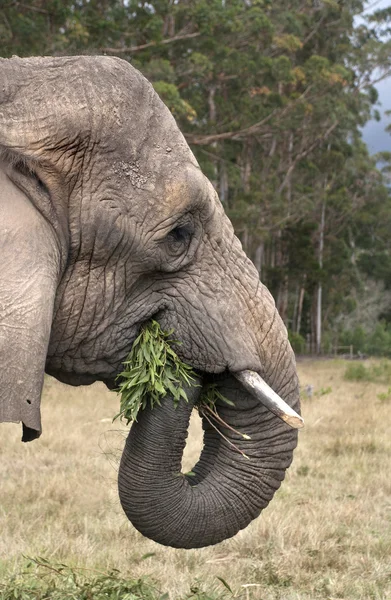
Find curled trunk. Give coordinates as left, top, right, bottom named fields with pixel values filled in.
left=118, top=375, right=298, bottom=548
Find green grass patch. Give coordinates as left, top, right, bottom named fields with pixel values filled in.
left=377, top=387, right=391, bottom=403
left=344, top=360, right=391, bottom=384
left=0, top=558, right=233, bottom=600
left=314, top=386, right=332, bottom=397
left=344, top=363, right=369, bottom=382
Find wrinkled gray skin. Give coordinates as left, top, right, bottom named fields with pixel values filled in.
left=0, top=56, right=300, bottom=549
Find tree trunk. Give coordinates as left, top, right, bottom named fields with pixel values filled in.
left=219, top=157, right=228, bottom=205
left=296, top=274, right=306, bottom=335
left=241, top=139, right=253, bottom=194
left=316, top=200, right=326, bottom=354
left=278, top=273, right=289, bottom=326
left=254, top=242, right=264, bottom=277
left=242, top=226, right=250, bottom=255
left=208, top=85, right=218, bottom=189
left=292, top=283, right=299, bottom=332
left=286, top=131, right=294, bottom=218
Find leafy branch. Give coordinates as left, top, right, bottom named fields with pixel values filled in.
left=102, top=32, right=201, bottom=55
left=115, top=320, right=196, bottom=424
left=115, top=321, right=250, bottom=454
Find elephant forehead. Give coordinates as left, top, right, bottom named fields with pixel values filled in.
left=109, top=159, right=157, bottom=193
left=105, top=160, right=211, bottom=215
left=0, top=56, right=197, bottom=175
left=151, top=164, right=213, bottom=218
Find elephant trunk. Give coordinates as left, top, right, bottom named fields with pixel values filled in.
left=118, top=236, right=300, bottom=548
left=118, top=371, right=298, bottom=548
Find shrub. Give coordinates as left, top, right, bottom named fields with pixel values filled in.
left=369, top=360, right=391, bottom=383
left=344, top=363, right=370, bottom=381
left=288, top=330, right=306, bottom=354
left=339, top=326, right=366, bottom=354
left=344, top=360, right=391, bottom=384
left=338, top=323, right=391, bottom=358
left=366, top=323, right=391, bottom=357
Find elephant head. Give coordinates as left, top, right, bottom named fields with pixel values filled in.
left=0, top=56, right=301, bottom=549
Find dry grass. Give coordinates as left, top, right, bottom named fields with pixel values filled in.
left=1, top=360, right=391, bottom=599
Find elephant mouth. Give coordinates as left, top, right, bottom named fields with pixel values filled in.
left=109, top=364, right=303, bottom=429
left=46, top=368, right=104, bottom=387
left=48, top=350, right=302, bottom=429
left=103, top=377, right=118, bottom=391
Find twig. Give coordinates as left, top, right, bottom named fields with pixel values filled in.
left=185, top=86, right=314, bottom=145
left=303, top=14, right=326, bottom=45
left=3, top=1, right=50, bottom=14
left=200, top=404, right=251, bottom=440
left=26, top=556, right=110, bottom=577
left=102, top=32, right=201, bottom=54
left=201, top=412, right=250, bottom=459
left=27, top=559, right=64, bottom=576
left=277, top=121, right=339, bottom=194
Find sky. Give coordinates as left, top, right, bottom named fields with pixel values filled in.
left=360, top=0, right=391, bottom=154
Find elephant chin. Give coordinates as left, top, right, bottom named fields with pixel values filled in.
left=45, top=367, right=118, bottom=389
left=118, top=374, right=298, bottom=549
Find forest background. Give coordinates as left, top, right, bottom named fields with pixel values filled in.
left=2, top=0, right=391, bottom=355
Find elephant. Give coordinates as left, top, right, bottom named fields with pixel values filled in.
left=0, top=56, right=301, bottom=550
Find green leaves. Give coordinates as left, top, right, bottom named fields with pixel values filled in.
left=1, top=556, right=174, bottom=600
left=4, top=0, right=391, bottom=355
left=115, top=320, right=197, bottom=424
left=115, top=321, right=239, bottom=433
left=0, top=556, right=236, bottom=600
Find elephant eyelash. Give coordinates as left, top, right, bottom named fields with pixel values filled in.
left=169, top=224, right=192, bottom=243
left=13, top=160, right=50, bottom=196
left=165, top=218, right=195, bottom=256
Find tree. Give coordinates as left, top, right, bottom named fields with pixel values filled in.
left=2, top=0, right=391, bottom=353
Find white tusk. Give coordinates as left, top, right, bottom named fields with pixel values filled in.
left=234, top=370, right=304, bottom=430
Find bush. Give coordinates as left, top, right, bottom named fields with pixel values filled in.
left=344, top=363, right=370, bottom=382
left=338, top=323, right=391, bottom=358
left=344, top=360, right=391, bottom=384
left=369, top=360, right=391, bottom=383
left=366, top=323, right=391, bottom=357
left=288, top=330, right=306, bottom=354
left=339, top=326, right=367, bottom=354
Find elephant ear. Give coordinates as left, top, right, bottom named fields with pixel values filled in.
left=0, top=56, right=89, bottom=167
left=0, top=55, right=157, bottom=169
left=0, top=58, right=66, bottom=441
left=0, top=55, right=193, bottom=440
left=0, top=163, right=62, bottom=441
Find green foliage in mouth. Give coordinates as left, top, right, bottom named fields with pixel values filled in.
left=114, top=320, right=198, bottom=424
left=114, top=320, right=250, bottom=453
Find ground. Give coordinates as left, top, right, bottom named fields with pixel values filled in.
left=1, top=359, right=390, bottom=599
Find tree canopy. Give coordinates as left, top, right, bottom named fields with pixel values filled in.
left=2, top=0, right=391, bottom=354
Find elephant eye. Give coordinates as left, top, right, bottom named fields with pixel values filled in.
left=166, top=219, right=194, bottom=256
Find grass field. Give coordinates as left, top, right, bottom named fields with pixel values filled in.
left=1, top=359, right=391, bottom=599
